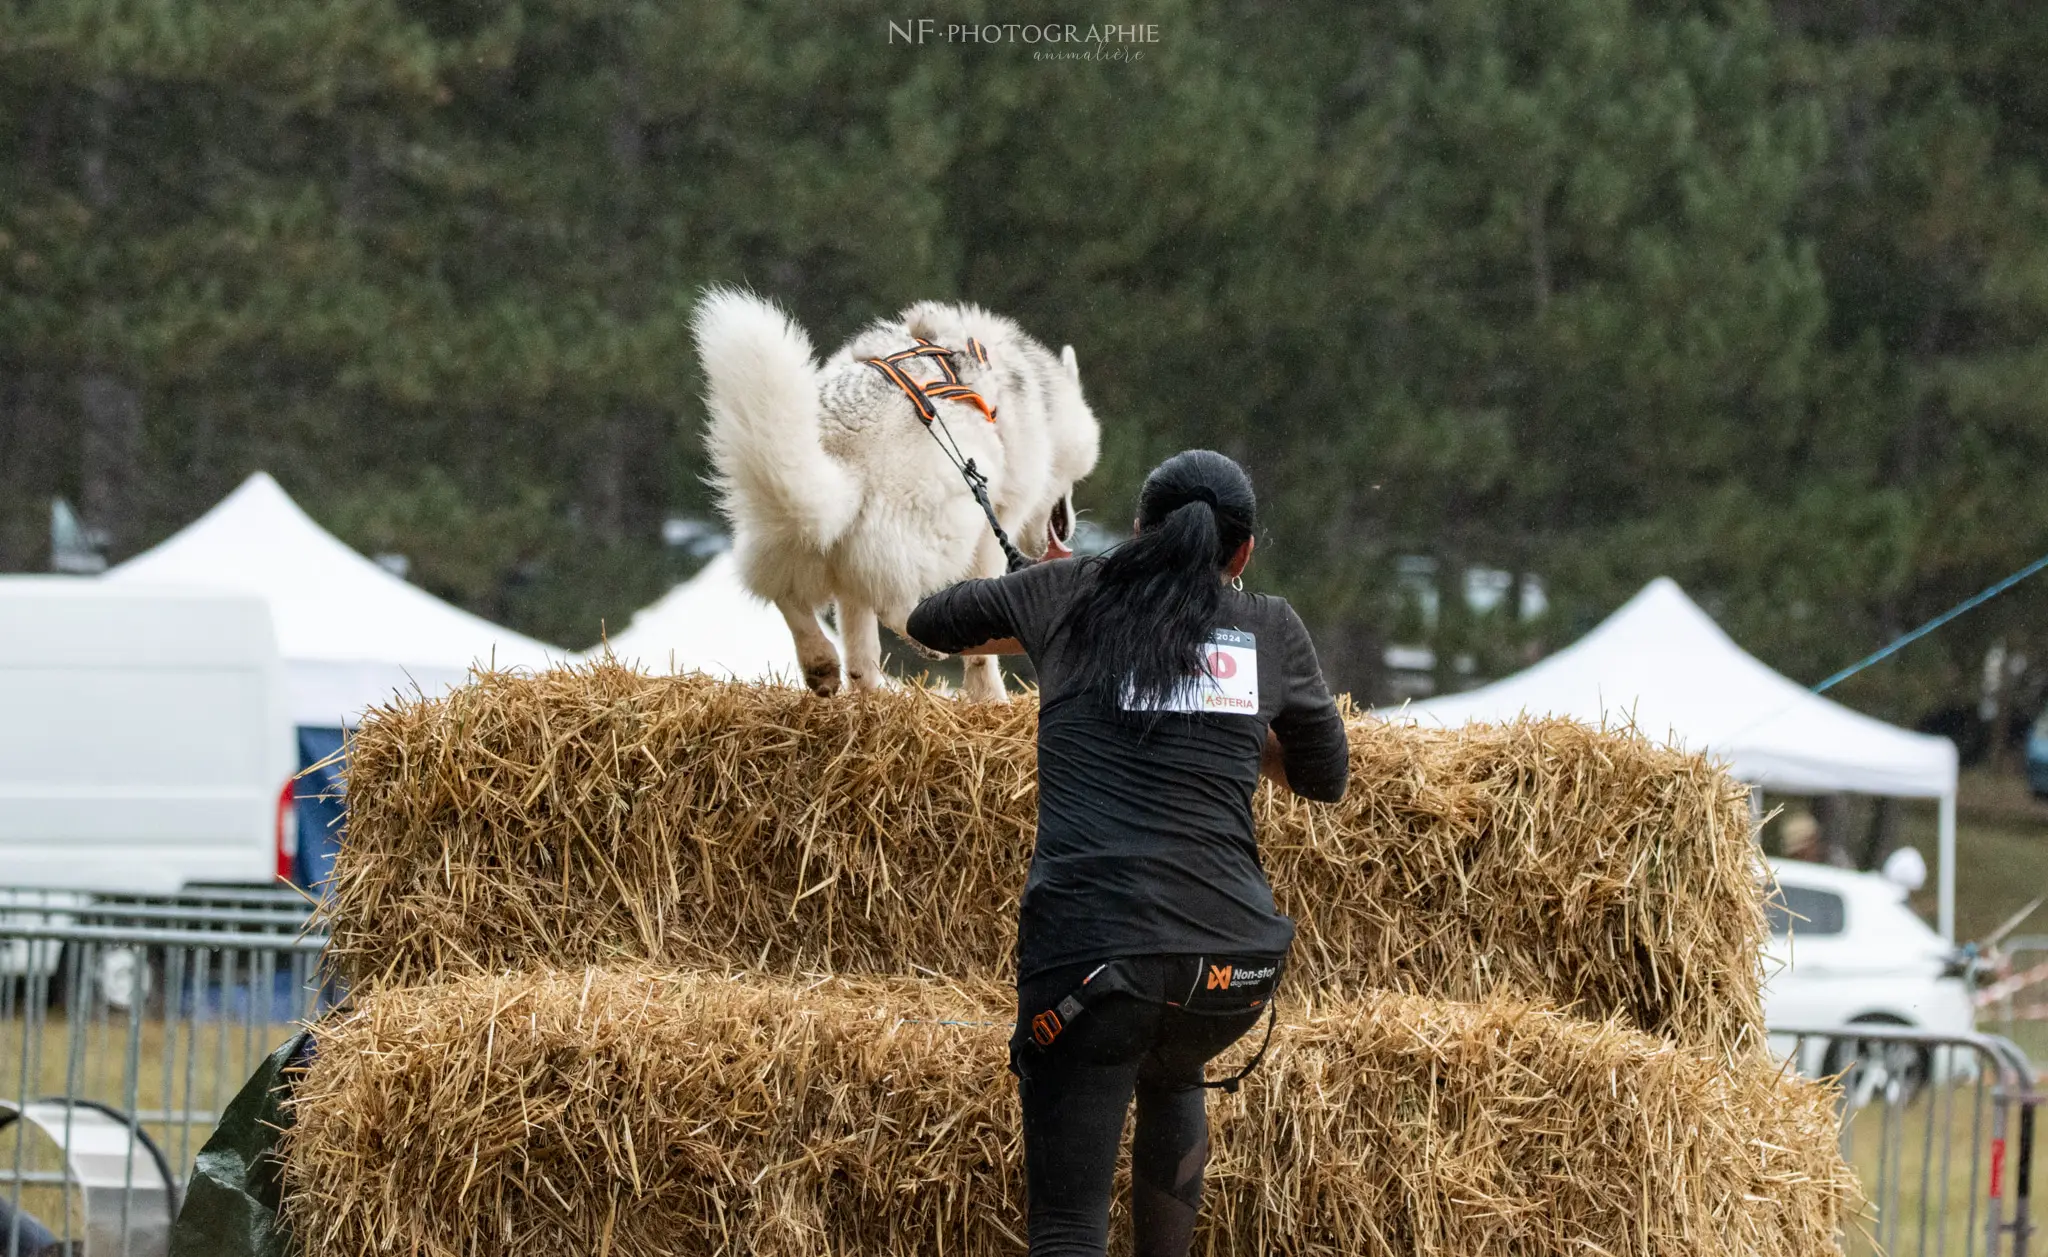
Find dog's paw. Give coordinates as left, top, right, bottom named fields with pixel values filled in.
left=962, top=660, right=1008, bottom=704
left=803, top=661, right=843, bottom=696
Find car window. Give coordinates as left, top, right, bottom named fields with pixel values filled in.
left=1766, top=883, right=1847, bottom=937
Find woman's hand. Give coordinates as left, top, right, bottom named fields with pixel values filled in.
left=956, top=637, right=1024, bottom=656
left=1259, top=728, right=1292, bottom=792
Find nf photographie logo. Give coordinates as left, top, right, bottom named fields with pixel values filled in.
left=887, top=19, right=1160, bottom=62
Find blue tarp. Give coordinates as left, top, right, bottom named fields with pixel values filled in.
left=293, top=727, right=346, bottom=896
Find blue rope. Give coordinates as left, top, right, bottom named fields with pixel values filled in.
left=1812, top=550, right=2048, bottom=694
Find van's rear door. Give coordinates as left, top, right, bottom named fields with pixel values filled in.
left=0, top=580, right=291, bottom=893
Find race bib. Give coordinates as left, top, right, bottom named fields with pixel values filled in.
left=1122, top=628, right=1259, bottom=714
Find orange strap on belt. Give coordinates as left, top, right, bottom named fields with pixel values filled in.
left=863, top=337, right=998, bottom=424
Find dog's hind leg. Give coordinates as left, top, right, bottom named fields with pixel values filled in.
left=961, top=649, right=1008, bottom=703
left=778, top=600, right=842, bottom=696
left=838, top=598, right=888, bottom=691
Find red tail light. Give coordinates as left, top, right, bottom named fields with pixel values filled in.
left=276, top=778, right=300, bottom=883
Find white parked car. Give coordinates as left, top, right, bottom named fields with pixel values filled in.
left=1764, top=857, right=1976, bottom=1100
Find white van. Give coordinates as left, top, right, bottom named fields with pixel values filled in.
left=0, top=578, right=296, bottom=892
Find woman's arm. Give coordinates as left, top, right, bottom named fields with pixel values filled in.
left=907, top=559, right=1073, bottom=658
left=1268, top=603, right=1350, bottom=802
left=1270, top=706, right=1348, bottom=801
left=906, top=577, right=1026, bottom=656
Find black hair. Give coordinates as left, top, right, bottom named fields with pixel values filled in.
left=1061, top=450, right=1256, bottom=711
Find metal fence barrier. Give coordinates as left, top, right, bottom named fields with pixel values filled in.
left=0, top=895, right=2039, bottom=1257
left=0, top=890, right=331, bottom=1257
left=1774, top=1024, right=2039, bottom=1257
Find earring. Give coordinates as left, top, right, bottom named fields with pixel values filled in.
left=1230, top=575, right=1244, bottom=592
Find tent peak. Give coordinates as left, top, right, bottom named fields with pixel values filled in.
left=1566, top=577, right=1740, bottom=659
left=222, top=469, right=292, bottom=504
left=1619, top=575, right=1717, bottom=621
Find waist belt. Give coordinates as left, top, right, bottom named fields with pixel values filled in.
left=1024, top=956, right=1281, bottom=1093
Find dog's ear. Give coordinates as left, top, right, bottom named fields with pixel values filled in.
left=1060, top=345, right=1080, bottom=381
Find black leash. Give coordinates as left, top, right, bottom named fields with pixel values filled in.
left=958, top=457, right=1033, bottom=575
left=1207, top=1001, right=1277, bottom=1094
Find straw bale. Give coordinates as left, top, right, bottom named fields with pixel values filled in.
left=279, top=967, right=1853, bottom=1257
left=326, top=665, right=1764, bottom=1054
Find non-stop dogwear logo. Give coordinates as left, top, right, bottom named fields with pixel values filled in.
left=1206, top=963, right=1278, bottom=992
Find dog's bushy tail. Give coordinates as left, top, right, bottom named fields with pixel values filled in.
left=695, top=287, right=859, bottom=551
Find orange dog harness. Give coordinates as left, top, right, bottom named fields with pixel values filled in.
left=860, top=334, right=1032, bottom=574
left=863, top=337, right=997, bottom=425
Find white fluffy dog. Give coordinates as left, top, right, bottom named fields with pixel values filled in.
left=694, top=288, right=1101, bottom=701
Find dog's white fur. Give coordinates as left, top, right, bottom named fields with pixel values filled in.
left=695, top=288, right=1101, bottom=701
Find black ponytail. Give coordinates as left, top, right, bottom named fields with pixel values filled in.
left=1060, top=450, right=1256, bottom=711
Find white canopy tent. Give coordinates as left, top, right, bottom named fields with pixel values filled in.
left=1386, top=577, right=1963, bottom=937
left=597, top=553, right=805, bottom=683
left=107, top=472, right=562, bottom=727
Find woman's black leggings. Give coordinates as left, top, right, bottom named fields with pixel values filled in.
left=1011, top=954, right=1278, bottom=1257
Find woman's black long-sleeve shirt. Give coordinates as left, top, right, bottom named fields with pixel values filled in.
left=906, top=559, right=1349, bottom=980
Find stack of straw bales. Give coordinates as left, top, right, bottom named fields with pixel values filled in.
left=325, top=668, right=1765, bottom=1053
left=285, top=969, right=1844, bottom=1257
left=283, top=663, right=1855, bottom=1256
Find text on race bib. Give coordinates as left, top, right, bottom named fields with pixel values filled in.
left=1121, top=628, right=1259, bottom=714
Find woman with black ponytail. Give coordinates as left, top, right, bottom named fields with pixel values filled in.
left=908, top=450, right=1349, bottom=1257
